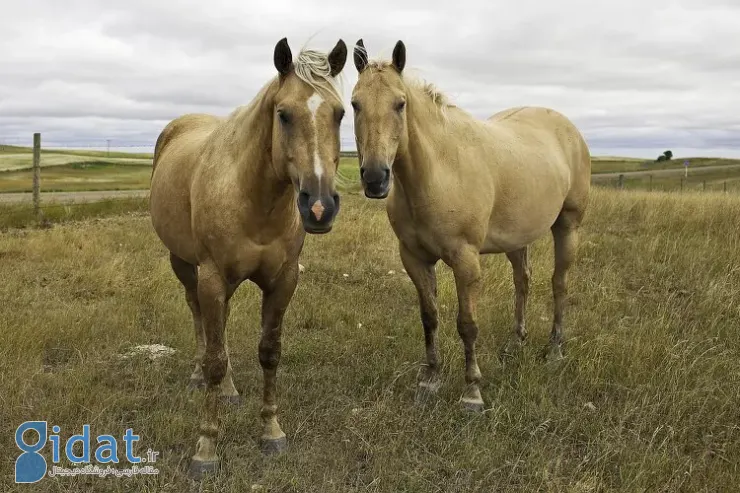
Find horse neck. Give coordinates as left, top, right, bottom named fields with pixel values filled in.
left=224, top=79, right=294, bottom=209
left=394, top=90, right=456, bottom=200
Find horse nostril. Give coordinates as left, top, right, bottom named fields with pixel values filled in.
left=383, top=168, right=390, bottom=180
left=299, top=191, right=310, bottom=204
left=360, top=168, right=366, bottom=179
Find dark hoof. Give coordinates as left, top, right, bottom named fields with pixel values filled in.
left=260, top=436, right=287, bottom=456
left=187, top=378, right=206, bottom=391
left=461, top=398, right=485, bottom=413
left=188, top=458, right=219, bottom=480
left=220, top=394, right=244, bottom=406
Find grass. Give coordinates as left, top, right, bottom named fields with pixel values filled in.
left=1, top=184, right=739, bottom=492
left=1, top=144, right=739, bottom=194
left=0, top=162, right=153, bottom=193
left=0, top=197, right=150, bottom=230
left=0, top=144, right=153, bottom=160
left=594, top=166, right=740, bottom=193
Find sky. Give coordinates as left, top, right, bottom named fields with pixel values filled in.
left=1, top=0, right=738, bottom=158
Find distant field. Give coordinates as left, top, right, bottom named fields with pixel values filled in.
left=0, top=162, right=153, bottom=193
left=1, top=144, right=740, bottom=195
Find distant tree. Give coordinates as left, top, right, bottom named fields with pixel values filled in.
left=663, top=150, right=673, bottom=160
left=656, top=155, right=667, bottom=162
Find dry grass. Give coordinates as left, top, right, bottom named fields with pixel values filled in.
left=0, top=187, right=739, bottom=492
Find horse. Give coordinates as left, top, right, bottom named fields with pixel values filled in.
left=350, top=39, right=591, bottom=412
left=149, top=37, right=348, bottom=477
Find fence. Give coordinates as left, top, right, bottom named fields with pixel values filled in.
left=594, top=171, right=738, bottom=194
left=1, top=133, right=738, bottom=228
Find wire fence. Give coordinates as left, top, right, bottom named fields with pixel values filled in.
left=1, top=133, right=737, bottom=230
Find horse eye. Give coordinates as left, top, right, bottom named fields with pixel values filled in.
left=351, top=101, right=361, bottom=112
left=395, top=100, right=406, bottom=112
left=277, top=109, right=291, bottom=125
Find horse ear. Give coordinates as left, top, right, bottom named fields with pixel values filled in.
left=328, top=39, right=347, bottom=77
left=392, top=40, right=406, bottom=73
left=354, top=39, right=368, bottom=73
left=274, top=37, right=293, bottom=76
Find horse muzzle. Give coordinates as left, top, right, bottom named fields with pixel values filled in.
left=297, top=191, right=340, bottom=234
left=360, top=165, right=391, bottom=199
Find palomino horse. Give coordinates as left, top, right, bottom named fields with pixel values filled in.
left=351, top=40, right=591, bottom=411
left=149, top=38, right=348, bottom=477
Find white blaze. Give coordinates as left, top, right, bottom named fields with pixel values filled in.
left=307, top=92, right=325, bottom=180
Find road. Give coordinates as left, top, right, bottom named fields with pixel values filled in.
left=0, top=189, right=149, bottom=204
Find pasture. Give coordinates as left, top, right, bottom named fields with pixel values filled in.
left=1, top=185, right=738, bottom=492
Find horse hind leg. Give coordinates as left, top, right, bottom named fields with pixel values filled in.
left=500, top=246, right=530, bottom=360
left=169, top=253, right=240, bottom=403
left=547, top=208, right=582, bottom=362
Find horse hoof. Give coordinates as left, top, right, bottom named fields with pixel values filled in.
left=188, top=458, right=219, bottom=480
left=187, top=378, right=206, bottom=391
left=460, top=398, right=485, bottom=413
left=545, top=344, right=564, bottom=362
left=220, top=394, right=244, bottom=406
left=260, top=436, right=288, bottom=456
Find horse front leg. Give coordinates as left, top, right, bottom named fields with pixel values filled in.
left=447, top=245, right=485, bottom=412
left=189, top=261, right=232, bottom=479
left=257, top=262, right=299, bottom=455
left=399, top=244, right=441, bottom=402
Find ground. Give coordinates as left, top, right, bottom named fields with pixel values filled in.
left=0, top=186, right=738, bottom=492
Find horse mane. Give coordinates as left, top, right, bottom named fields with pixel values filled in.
left=292, top=48, right=345, bottom=106
left=358, top=51, right=460, bottom=122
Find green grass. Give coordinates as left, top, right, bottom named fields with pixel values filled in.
left=594, top=166, right=740, bottom=193
left=0, top=144, right=153, bottom=160
left=590, top=157, right=740, bottom=174
left=0, top=187, right=739, bottom=491
left=0, top=162, right=153, bottom=193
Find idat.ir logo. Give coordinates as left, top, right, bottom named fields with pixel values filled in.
left=15, top=421, right=160, bottom=483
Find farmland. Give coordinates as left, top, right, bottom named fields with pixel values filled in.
left=0, top=173, right=738, bottom=491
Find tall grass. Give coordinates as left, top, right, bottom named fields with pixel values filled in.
left=0, top=188, right=738, bottom=492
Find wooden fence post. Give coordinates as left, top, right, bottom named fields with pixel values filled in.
left=724, top=181, right=728, bottom=193
left=703, top=181, right=706, bottom=191
left=618, top=174, right=624, bottom=189
left=33, top=133, right=41, bottom=217
left=649, top=174, right=653, bottom=192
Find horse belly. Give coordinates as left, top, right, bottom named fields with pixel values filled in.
left=481, top=191, right=565, bottom=254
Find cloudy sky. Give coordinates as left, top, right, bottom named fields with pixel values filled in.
left=1, top=0, right=738, bottom=158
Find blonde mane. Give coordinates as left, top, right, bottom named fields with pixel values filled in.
left=355, top=42, right=459, bottom=121
left=293, top=48, right=345, bottom=106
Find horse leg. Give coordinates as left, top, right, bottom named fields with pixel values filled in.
left=169, top=253, right=206, bottom=390
left=448, top=246, right=485, bottom=412
left=170, top=254, right=240, bottom=402
left=258, top=262, right=299, bottom=455
left=400, top=245, right=440, bottom=401
left=501, top=247, right=530, bottom=358
left=189, top=261, right=232, bottom=478
left=547, top=209, right=581, bottom=361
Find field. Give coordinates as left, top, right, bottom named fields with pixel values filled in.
left=1, top=183, right=739, bottom=491
left=2, top=145, right=740, bottom=195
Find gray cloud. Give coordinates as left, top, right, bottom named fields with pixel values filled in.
left=0, top=0, right=738, bottom=158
